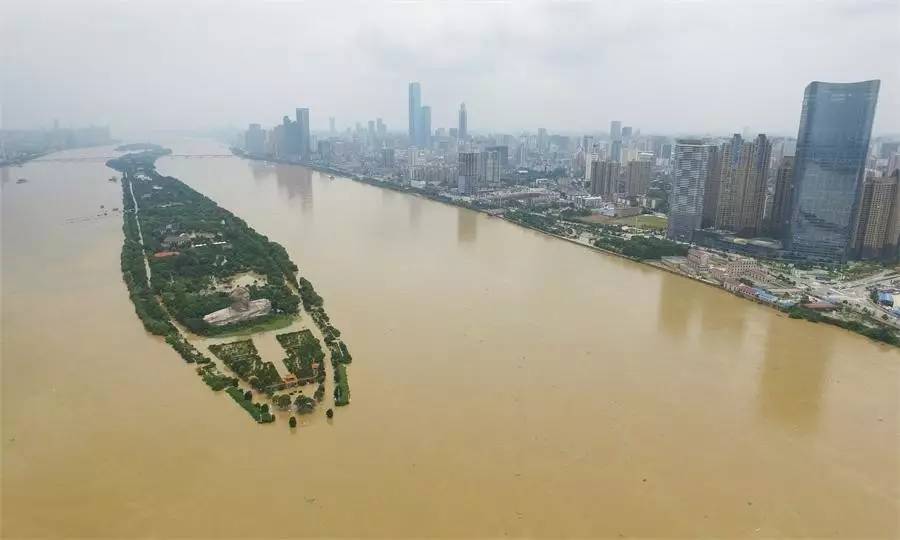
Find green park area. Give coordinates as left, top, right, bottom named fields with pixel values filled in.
left=110, top=149, right=354, bottom=425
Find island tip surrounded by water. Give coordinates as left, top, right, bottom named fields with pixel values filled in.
left=114, top=142, right=169, bottom=152
left=108, top=147, right=351, bottom=425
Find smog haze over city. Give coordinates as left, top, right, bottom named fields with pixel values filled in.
left=2, top=0, right=899, bottom=135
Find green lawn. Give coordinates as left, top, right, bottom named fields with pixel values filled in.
left=612, top=214, right=668, bottom=230
left=206, top=313, right=296, bottom=338
left=577, top=213, right=668, bottom=230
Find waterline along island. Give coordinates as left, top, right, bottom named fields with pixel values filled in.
left=108, top=148, right=352, bottom=425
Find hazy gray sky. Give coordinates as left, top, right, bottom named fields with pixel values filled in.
left=2, top=0, right=898, bottom=136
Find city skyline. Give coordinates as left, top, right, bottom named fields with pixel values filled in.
left=2, top=1, right=899, bottom=135
left=236, top=75, right=890, bottom=267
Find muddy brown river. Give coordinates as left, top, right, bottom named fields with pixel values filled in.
left=2, top=139, right=898, bottom=537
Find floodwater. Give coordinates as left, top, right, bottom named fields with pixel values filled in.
left=2, top=139, right=898, bottom=538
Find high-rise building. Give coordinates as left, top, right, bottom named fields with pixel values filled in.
left=480, top=150, right=500, bottom=184
left=367, top=120, right=376, bottom=146
left=272, top=117, right=289, bottom=157
left=582, top=135, right=595, bottom=153
left=621, top=126, right=633, bottom=141
left=381, top=147, right=395, bottom=167
left=738, top=134, right=772, bottom=237
left=295, top=108, right=310, bottom=159
left=458, top=151, right=479, bottom=194
left=884, top=170, right=900, bottom=260
left=880, top=141, right=900, bottom=159
left=701, top=145, right=722, bottom=229
left=589, top=160, right=618, bottom=198
left=376, top=118, right=386, bottom=139
left=317, top=140, right=333, bottom=161
left=660, top=143, right=672, bottom=160
left=715, top=135, right=746, bottom=231
left=667, top=140, right=715, bottom=242
left=715, top=134, right=771, bottom=236
left=244, top=123, right=266, bottom=155
left=419, top=106, right=431, bottom=148
left=610, top=121, right=622, bottom=141
left=585, top=151, right=600, bottom=181
left=537, top=128, right=548, bottom=152
left=515, top=142, right=528, bottom=167
left=329, top=117, right=336, bottom=135
left=888, top=153, right=900, bottom=177
left=610, top=140, right=622, bottom=163
left=486, top=145, right=508, bottom=170
left=852, top=173, right=898, bottom=260
left=766, top=156, right=795, bottom=239
left=625, top=159, right=652, bottom=197
left=650, top=136, right=669, bottom=159
left=458, top=103, right=467, bottom=141
left=787, top=80, right=880, bottom=262
left=407, top=149, right=419, bottom=182
left=408, top=82, right=421, bottom=145
left=281, top=115, right=298, bottom=156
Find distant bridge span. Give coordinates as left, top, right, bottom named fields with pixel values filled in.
left=33, top=154, right=234, bottom=163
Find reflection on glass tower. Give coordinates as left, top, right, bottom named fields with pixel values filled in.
left=457, top=208, right=477, bottom=243
left=757, top=318, right=833, bottom=432
left=787, top=80, right=879, bottom=262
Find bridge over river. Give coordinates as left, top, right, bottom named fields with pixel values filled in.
left=32, top=154, right=234, bottom=163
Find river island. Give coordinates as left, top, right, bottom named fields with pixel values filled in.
left=108, top=148, right=352, bottom=425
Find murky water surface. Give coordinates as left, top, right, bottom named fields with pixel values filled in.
left=2, top=139, right=897, bottom=537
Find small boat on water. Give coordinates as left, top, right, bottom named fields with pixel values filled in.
left=108, top=176, right=118, bottom=182
left=329, top=175, right=335, bottom=179
left=16, top=178, right=27, bottom=184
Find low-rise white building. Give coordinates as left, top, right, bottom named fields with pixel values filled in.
left=687, top=247, right=711, bottom=273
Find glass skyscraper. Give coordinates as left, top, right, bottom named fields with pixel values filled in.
left=787, top=80, right=880, bottom=262
left=667, top=139, right=716, bottom=243
left=408, top=82, right=421, bottom=146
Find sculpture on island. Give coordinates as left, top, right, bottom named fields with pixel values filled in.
left=230, top=287, right=251, bottom=311
left=202, top=286, right=271, bottom=327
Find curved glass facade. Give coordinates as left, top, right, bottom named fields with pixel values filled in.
left=787, top=80, right=880, bottom=262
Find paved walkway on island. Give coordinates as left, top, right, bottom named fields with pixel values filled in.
left=128, top=176, right=152, bottom=287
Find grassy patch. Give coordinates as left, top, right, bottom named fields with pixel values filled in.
left=612, top=214, right=667, bottom=230
left=576, top=213, right=668, bottom=230
left=843, top=261, right=890, bottom=279
left=204, top=313, right=296, bottom=338
left=334, top=363, right=351, bottom=406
